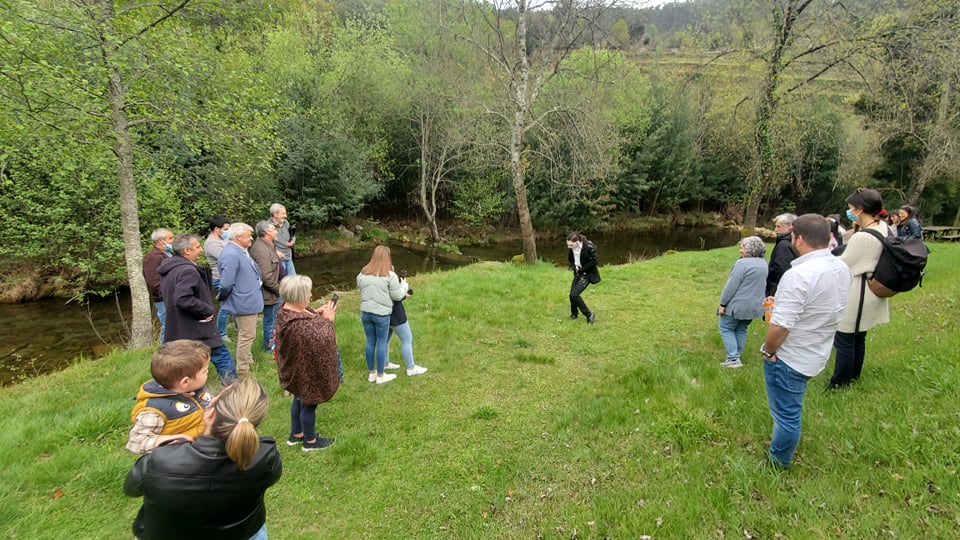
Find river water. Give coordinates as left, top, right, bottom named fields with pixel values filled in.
left=0, top=226, right=739, bottom=384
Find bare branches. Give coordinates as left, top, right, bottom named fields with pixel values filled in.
left=119, top=0, right=193, bottom=48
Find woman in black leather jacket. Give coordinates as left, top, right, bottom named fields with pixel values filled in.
left=125, top=378, right=282, bottom=540
left=566, top=232, right=601, bottom=323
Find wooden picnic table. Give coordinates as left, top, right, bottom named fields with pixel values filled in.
left=922, top=225, right=960, bottom=241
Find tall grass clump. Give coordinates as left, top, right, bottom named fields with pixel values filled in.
left=1, top=244, right=958, bottom=538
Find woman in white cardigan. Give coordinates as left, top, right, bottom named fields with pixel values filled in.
left=830, top=188, right=891, bottom=388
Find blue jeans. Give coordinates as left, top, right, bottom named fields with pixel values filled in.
left=153, top=301, right=166, bottom=344
left=764, top=357, right=811, bottom=468
left=261, top=303, right=279, bottom=351
left=388, top=322, right=415, bottom=369
left=249, top=523, right=268, bottom=540
left=281, top=259, right=296, bottom=277
left=212, top=278, right=230, bottom=339
left=718, top=315, right=751, bottom=360
left=209, top=344, right=238, bottom=385
left=360, top=311, right=391, bottom=374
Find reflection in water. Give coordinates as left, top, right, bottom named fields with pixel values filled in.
left=0, top=226, right=739, bottom=383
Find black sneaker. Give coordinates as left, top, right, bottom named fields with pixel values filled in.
left=286, top=434, right=303, bottom=446
left=587, top=313, right=596, bottom=324
left=302, top=437, right=335, bottom=452
left=569, top=314, right=578, bottom=320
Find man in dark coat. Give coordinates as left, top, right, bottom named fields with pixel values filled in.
left=142, top=228, right=173, bottom=343
left=766, top=213, right=798, bottom=298
left=158, top=233, right=237, bottom=384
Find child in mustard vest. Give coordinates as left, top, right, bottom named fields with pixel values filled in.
left=126, top=340, right=213, bottom=454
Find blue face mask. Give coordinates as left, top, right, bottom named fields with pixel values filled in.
left=845, top=208, right=857, bottom=222
left=164, top=243, right=173, bottom=253
left=220, top=230, right=229, bottom=240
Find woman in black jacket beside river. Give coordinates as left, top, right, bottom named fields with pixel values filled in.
left=124, top=378, right=281, bottom=540
left=566, top=232, right=601, bottom=324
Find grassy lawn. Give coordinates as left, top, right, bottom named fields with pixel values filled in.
left=2, top=244, right=958, bottom=538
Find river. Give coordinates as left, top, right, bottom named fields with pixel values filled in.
left=0, top=226, right=739, bottom=384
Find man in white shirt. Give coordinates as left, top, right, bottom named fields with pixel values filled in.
left=760, top=214, right=852, bottom=468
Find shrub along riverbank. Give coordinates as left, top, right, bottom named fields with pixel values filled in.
left=1, top=244, right=958, bottom=538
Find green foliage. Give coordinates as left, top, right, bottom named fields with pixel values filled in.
left=451, top=173, right=507, bottom=226
left=359, top=226, right=390, bottom=242
left=277, top=117, right=380, bottom=227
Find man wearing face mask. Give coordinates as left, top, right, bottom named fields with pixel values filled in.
left=142, top=228, right=174, bottom=343
left=203, top=216, right=232, bottom=343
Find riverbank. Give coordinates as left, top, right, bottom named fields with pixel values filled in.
left=0, top=214, right=733, bottom=303
left=2, top=243, right=957, bottom=537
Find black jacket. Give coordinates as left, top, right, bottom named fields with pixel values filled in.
left=568, top=240, right=601, bottom=284
left=124, top=436, right=282, bottom=540
left=157, top=256, right=222, bottom=348
left=766, top=232, right=797, bottom=297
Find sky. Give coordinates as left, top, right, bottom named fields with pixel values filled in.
left=621, top=0, right=687, bottom=7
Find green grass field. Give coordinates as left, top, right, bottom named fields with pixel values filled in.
left=2, top=244, right=958, bottom=538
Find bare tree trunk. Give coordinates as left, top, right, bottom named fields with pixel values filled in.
left=100, top=2, right=152, bottom=348
left=743, top=0, right=808, bottom=236
left=512, top=0, right=537, bottom=264
left=511, top=128, right=537, bottom=263
left=417, top=114, right=441, bottom=242
left=907, top=76, right=952, bottom=204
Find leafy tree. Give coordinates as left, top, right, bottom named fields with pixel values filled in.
left=452, top=0, right=623, bottom=263
left=713, top=0, right=882, bottom=233
left=0, top=1, right=287, bottom=344
left=853, top=0, right=960, bottom=223
left=276, top=117, right=379, bottom=227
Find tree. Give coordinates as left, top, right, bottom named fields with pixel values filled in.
left=716, top=0, right=878, bottom=234
left=0, top=1, right=205, bottom=347
left=0, top=1, right=284, bottom=345
left=854, top=0, right=960, bottom=222
left=452, top=0, right=621, bottom=263
left=387, top=0, right=488, bottom=241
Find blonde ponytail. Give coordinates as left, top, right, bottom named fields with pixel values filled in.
left=209, top=378, right=270, bottom=471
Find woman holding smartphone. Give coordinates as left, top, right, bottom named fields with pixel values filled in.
left=274, top=275, right=341, bottom=451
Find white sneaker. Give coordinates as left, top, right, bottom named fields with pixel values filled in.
left=407, top=365, right=428, bottom=376
left=385, top=362, right=401, bottom=370
left=368, top=373, right=377, bottom=383
left=376, top=373, right=397, bottom=384
left=723, top=359, right=743, bottom=368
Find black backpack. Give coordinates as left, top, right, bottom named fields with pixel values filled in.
left=860, top=228, right=928, bottom=297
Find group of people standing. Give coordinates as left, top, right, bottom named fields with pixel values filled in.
left=140, top=204, right=297, bottom=380
left=714, top=187, right=912, bottom=467
left=125, top=235, right=435, bottom=538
